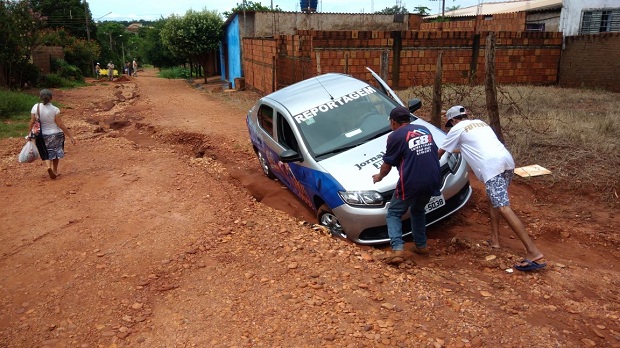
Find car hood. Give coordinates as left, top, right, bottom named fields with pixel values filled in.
left=319, top=119, right=447, bottom=192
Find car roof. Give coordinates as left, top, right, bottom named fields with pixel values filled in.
left=262, top=73, right=372, bottom=116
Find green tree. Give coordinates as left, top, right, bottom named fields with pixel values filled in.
left=412, top=6, right=431, bottom=15
left=95, top=21, right=127, bottom=66
left=375, top=5, right=408, bottom=15
left=40, top=28, right=100, bottom=76
left=223, top=1, right=282, bottom=18
left=140, top=19, right=180, bottom=68
left=0, top=0, right=45, bottom=88
left=30, top=0, right=95, bottom=39
left=160, top=9, right=223, bottom=82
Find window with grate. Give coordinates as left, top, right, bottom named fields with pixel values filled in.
left=580, top=9, right=620, bottom=34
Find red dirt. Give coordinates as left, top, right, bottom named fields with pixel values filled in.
left=0, top=68, right=618, bottom=348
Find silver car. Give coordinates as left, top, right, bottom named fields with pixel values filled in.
left=246, top=68, right=471, bottom=245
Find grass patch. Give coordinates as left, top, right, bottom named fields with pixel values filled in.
left=0, top=89, right=39, bottom=138
left=397, top=85, right=620, bottom=203
left=158, top=67, right=191, bottom=79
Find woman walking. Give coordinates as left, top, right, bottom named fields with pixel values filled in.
left=29, top=89, right=76, bottom=179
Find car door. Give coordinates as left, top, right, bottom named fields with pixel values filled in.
left=274, top=112, right=316, bottom=209
left=366, top=67, right=406, bottom=107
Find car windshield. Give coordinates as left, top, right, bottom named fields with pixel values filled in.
left=294, top=87, right=401, bottom=159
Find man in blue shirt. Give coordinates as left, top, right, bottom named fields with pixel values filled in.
left=372, top=106, right=441, bottom=264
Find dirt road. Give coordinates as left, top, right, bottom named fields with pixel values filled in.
left=1, top=69, right=618, bottom=348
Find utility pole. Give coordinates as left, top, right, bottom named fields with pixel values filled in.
left=119, top=35, right=125, bottom=67
left=84, top=1, right=95, bottom=77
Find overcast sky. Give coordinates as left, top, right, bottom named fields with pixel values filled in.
left=90, top=0, right=495, bottom=21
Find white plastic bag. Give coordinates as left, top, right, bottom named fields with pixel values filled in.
left=18, top=140, right=39, bottom=163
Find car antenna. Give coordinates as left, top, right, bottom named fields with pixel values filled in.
left=315, top=77, right=335, bottom=100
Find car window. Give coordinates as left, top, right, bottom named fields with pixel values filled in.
left=277, top=114, right=300, bottom=153
left=257, top=104, right=275, bottom=138
left=295, top=87, right=399, bottom=158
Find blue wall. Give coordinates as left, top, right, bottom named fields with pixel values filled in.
left=223, top=15, right=242, bottom=89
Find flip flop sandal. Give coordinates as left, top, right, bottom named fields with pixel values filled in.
left=514, top=259, right=547, bottom=272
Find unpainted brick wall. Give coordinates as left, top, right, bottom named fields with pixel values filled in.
left=243, top=30, right=562, bottom=94
left=559, top=33, right=620, bottom=92
left=276, top=35, right=314, bottom=88
left=243, top=38, right=277, bottom=94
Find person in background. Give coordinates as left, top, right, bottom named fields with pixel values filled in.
left=95, top=63, right=101, bottom=79
left=132, top=58, right=138, bottom=77
left=107, top=61, right=114, bottom=81
left=29, top=89, right=76, bottom=179
left=438, top=105, right=546, bottom=272
left=372, top=106, right=441, bottom=264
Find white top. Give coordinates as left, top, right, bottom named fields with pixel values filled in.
left=440, top=119, right=515, bottom=183
left=31, top=103, right=62, bottom=135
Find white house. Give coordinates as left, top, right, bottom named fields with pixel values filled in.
left=560, top=0, right=620, bottom=36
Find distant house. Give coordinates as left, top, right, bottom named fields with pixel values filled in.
left=423, top=0, right=620, bottom=37
left=127, top=23, right=143, bottom=34
left=560, top=0, right=620, bottom=36
left=422, top=0, right=563, bottom=32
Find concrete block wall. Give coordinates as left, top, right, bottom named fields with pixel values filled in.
left=559, top=33, right=620, bottom=92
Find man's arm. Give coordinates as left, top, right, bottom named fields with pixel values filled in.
left=438, top=148, right=446, bottom=159
left=372, top=162, right=392, bottom=183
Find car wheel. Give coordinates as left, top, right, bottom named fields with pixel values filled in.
left=318, top=204, right=346, bottom=239
left=257, top=151, right=275, bottom=179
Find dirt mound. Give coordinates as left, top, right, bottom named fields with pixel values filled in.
left=115, top=75, right=131, bottom=82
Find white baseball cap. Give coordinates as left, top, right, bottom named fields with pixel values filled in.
left=445, top=105, right=467, bottom=127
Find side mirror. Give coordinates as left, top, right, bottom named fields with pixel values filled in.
left=280, top=149, right=303, bottom=163
left=408, top=99, right=422, bottom=113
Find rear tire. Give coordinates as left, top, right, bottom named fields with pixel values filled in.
left=317, top=204, right=346, bottom=239
left=256, top=151, right=275, bottom=179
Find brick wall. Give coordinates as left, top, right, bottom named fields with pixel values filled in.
left=242, top=38, right=277, bottom=94
left=243, top=30, right=562, bottom=94
left=559, top=33, right=620, bottom=92
left=31, top=46, right=64, bottom=75
left=275, top=35, right=314, bottom=88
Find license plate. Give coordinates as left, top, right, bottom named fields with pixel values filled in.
left=425, top=195, right=445, bottom=213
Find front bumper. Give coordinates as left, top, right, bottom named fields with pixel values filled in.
left=334, top=182, right=472, bottom=245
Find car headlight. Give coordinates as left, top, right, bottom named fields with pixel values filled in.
left=338, top=190, right=384, bottom=206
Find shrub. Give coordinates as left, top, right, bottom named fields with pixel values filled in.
left=51, top=58, right=84, bottom=82
left=0, top=89, right=39, bottom=138
left=0, top=89, right=39, bottom=119
left=158, top=67, right=191, bottom=79
left=40, top=73, right=77, bottom=88
left=21, top=63, right=42, bottom=88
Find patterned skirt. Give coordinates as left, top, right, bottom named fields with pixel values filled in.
left=42, top=132, right=65, bottom=160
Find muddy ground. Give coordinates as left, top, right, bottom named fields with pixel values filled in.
left=0, top=69, right=618, bottom=348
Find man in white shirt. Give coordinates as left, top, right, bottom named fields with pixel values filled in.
left=438, top=105, right=545, bottom=272
left=107, top=61, right=114, bottom=81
